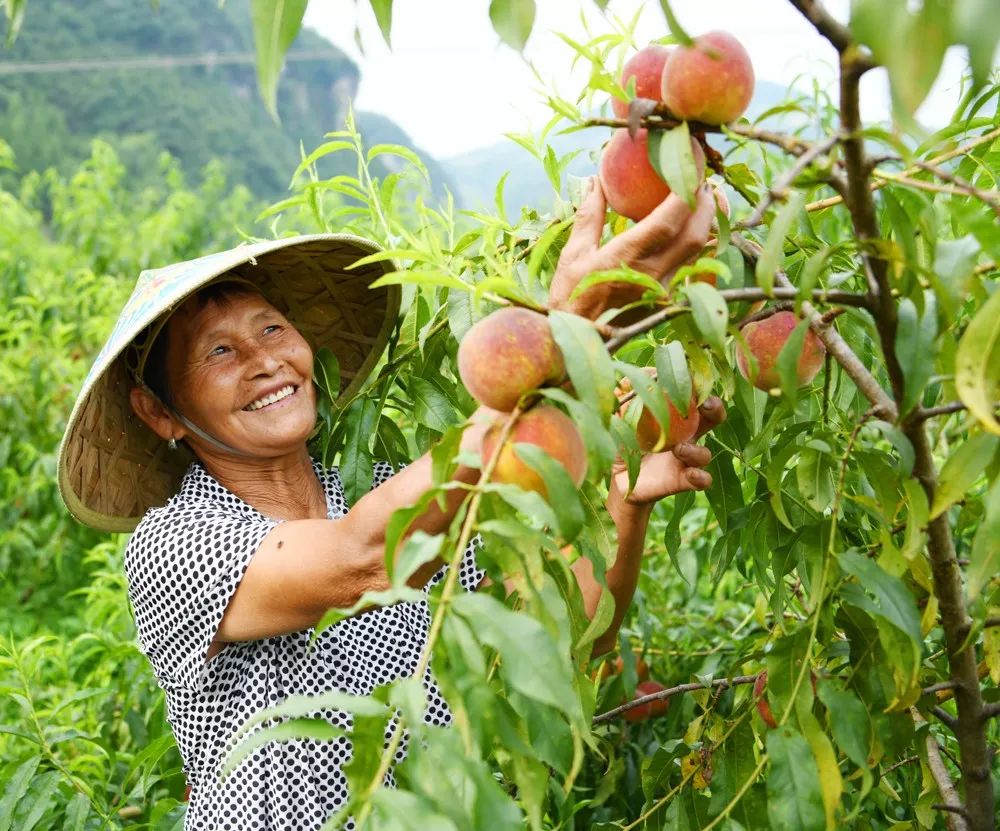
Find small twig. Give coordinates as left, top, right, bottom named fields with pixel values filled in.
left=985, top=617, right=1000, bottom=629
left=982, top=703, right=1000, bottom=721
left=912, top=707, right=969, bottom=831
left=738, top=132, right=844, bottom=229
left=593, top=674, right=757, bottom=725
left=882, top=755, right=919, bottom=776
left=806, top=125, right=1000, bottom=213
left=872, top=169, right=1000, bottom=211
left=583, top=113, right=815, bottom=157
left=917, top=402, right=969, bottom=421
left=910, top=160, right=1000, bottom=218
left=924, top=681, right=959, bottom=696
left=738, top=301, right=792, bottom=329
left=787, top=0, right=862, bottom=56
left=932, top=706, right=960, bottom=731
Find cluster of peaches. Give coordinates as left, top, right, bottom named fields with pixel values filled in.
left=457, top=31, right=826, bottom=497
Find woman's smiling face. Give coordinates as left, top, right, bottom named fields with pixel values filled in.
left=162, top=289, right=317, bottom=459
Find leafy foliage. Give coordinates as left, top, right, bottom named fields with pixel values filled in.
left=2, top=3, right=1000, bottom=830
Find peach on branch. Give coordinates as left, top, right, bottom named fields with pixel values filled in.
left=623, top=680, right=670, bottom=722
left=736, top=310, right=826, bottom=392
left=612, top=45, right=672, bottom=119
left=481, top=405, right=587, bottom=498
left=458, top=307, right=565, bottom=412
left=596, top=655, right=651, bottom=683
left=625, top=391, right=700, bottom=453
left=599, top=129, right=706, bottom=222
left=661, top=30, right=755, bottom=125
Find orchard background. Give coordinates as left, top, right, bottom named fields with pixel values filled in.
left=1, top=0, right=999, bottom=829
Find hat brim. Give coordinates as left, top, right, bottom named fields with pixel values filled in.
left=58, top=234, right=400, bottom=532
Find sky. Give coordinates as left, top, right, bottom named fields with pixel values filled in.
left=302, top=0, right=973, bottom=159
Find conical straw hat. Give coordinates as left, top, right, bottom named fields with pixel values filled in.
left=57, top=233, right=400, bottom=532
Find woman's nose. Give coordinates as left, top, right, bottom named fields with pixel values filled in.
left=243, top=339, right=283, bottom=375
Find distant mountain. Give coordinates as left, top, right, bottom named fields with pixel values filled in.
left=441, top=80, right=798, bottom=217
left=0, top=0, right=449, bottom=198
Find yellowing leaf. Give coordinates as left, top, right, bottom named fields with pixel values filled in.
left=956, top=288, right=1000, bottom=435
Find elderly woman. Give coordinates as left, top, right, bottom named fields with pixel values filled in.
left=58, top=180, right=723, bottom=829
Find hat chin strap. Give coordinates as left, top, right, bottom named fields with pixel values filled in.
left=169, top=408, right=257, bottom=459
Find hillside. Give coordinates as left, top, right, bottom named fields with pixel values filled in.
left=0, top=0, right=449, bottom=198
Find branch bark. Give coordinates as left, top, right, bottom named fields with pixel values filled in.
left=593, top=674, right=757, bottom=725
left=912, top=708, right=969, bottom=831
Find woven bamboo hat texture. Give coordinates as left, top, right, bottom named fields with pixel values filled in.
left=58, top=233, right=400, bottom=533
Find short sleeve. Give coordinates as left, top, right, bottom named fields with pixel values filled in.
left=124, top=502, right=277, bottom=691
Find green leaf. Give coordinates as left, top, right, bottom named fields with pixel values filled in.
left=931, top=235, right=979, bottom=322
left=816, top=679, right=872, bottom=770
left=930, top=432, right=999, bottom=519
left=410, top=377, right=460, bottom=433
left=685, top=281, right=729, bottom=355
left=369, top=269, right=470, bottom=292
left=452, top=593, right=578, bottom=717
left=775, top=317, right=813, bottom=401
left=954, top=0, right=1000, bottom=88
left=17, top=771, right=59, bottom=831
left=755, top=192, right=805, bottom=295
left=367, top=143, right=428, bottom=179
left=527, top=218, right=573, bottom=279
left=489, top=0, right=536, bottom=50
left=3, top=0, right=26, bottom=46
left=655, top=341, right=692, bottom=416
left=314, top=347, right=341, bottom=401
left=513, top=444, right=585, bottom=540
left=765, top=727, right=826, bottom=831
left=956, top=287, right=1000, bottom=435
left=367, top=0, right=394, bottom=46
left=0, top=757, right=39, bottom=831
left=895, top=293, right=938, bottom=415
left=839, top=551, right=922, bottom=646
left=250, top=0, right=308, bottom=119
left=368, top=790, right=462, bottom=831
left=61, top=793, right=89, bottom=831
left=657, top=0, right=693, bottom=45
left=969, top=477, right=1000, bottom=601
left=615, top=361, right=673, bottom=447
left=795, top=446, right=835, bottom=513
left=548, top=311, right=617, bottom=420
left=705, top=436, right=743, bottom=533
left=648, top=122, right=700, bottom=208
left=340, top=398, right=377, bottom=505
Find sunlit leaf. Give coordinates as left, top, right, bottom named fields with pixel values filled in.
left=956, top=286, right=1000, bottom=435
left=250, top=0, right=308, bottom=119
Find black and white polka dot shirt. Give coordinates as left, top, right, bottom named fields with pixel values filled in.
left=124, top=460, right=484, bottom=830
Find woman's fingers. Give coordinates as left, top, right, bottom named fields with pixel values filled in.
left=694, top=396, right=727, bottom=439
left=602, top=184, right=715, bottom=274
left=685, top=467, right=713, bottom=490
left=672, top=441, right=712, bottom=468
left=560, top=176, right=607, bottom=263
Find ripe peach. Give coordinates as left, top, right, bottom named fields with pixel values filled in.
left=628, top=392, right=700, bottom=453
left=623, top=680, right=670, bottom=722
left=458, top=307, right=565, bottom=412
left=736, top=311, right=826, bottom=392
left=481, top=406, right=587, bottom=498
left=596, top=655, right=651, bottom=683
left=599, top=129, right=706, bottom=222
left=661, top=30, right=755, bottom=125
left=612, top=45, right=672, bottom=119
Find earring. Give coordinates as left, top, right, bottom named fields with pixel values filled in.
left=168, top=437, right=177, bottom=451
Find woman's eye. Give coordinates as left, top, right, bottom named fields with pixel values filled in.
left=209, top=345, right=229, bottom=357
left=263, top=324, right=282, bottom=335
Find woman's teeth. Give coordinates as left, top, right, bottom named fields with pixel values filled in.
left=244, top=385, right=295, bottom=411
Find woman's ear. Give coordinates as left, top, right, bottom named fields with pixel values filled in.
left=129, top=387, right=183, bottom=442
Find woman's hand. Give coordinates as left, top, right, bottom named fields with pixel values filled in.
left=611, top=396, right=727, bottom=506
left=548, top=177, right=716, bottom=320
